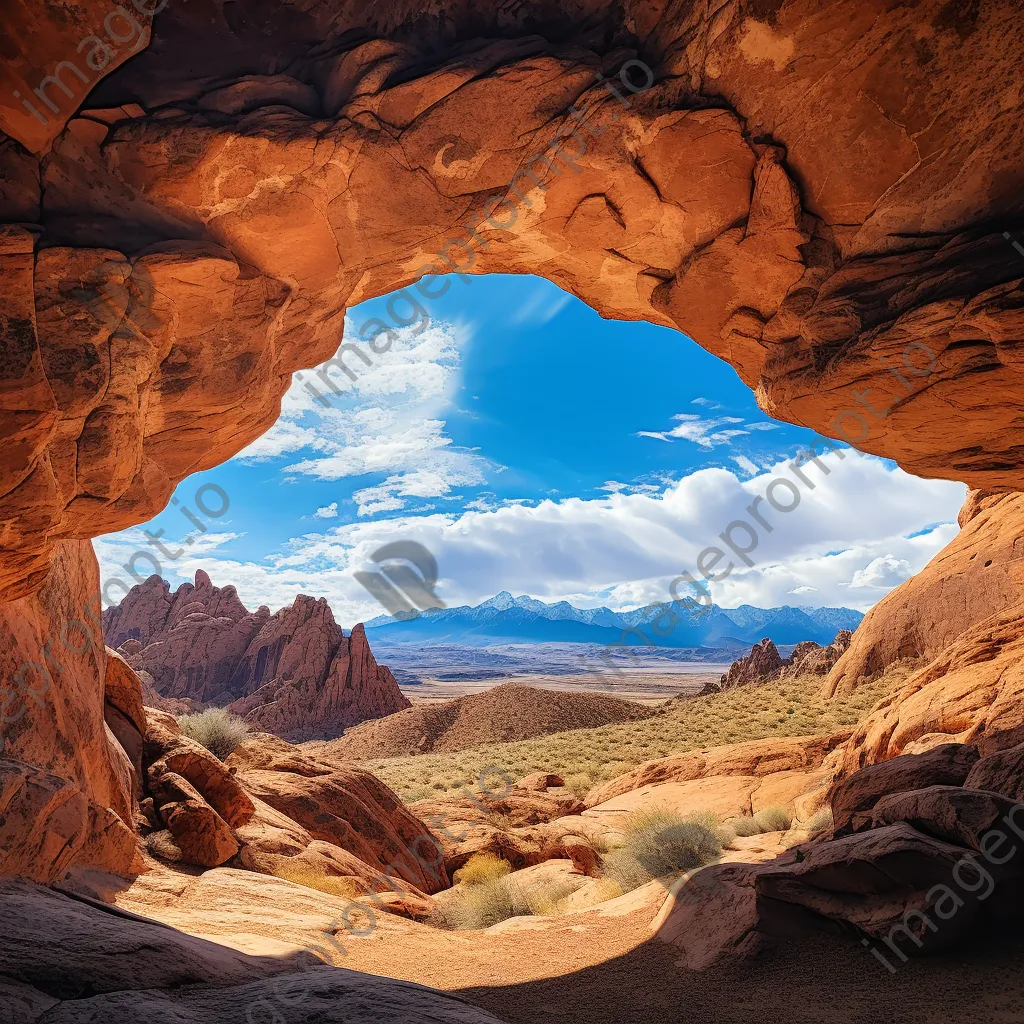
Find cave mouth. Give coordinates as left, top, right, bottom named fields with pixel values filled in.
left=92, top=265, right=966, bottom=758
left=3, top=2, right=1024, bottom=1020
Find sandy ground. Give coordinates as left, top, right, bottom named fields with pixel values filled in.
left=116, top=863, right=1024, bottom=1024
left=403, top=669, right=726, bottom=704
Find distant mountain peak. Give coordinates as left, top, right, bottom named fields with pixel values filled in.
left=365, top=592, right=864, bottom=650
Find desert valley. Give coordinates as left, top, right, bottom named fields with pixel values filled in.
left=2, top=1, right=1024, bottom=1022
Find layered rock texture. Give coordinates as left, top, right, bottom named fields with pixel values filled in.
left=822, top=491, right=1024, bottom=770
left=1, top=0, right=1023, bottom=605
left=104, top=570, right=409, bottom=739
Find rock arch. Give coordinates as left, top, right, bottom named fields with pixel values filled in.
left=0, top=0, right=1023, bottom=881
left=1, top=0, right=1023, bottom=602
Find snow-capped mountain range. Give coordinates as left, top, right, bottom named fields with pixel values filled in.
left=364, top=592, right=862, bottom=649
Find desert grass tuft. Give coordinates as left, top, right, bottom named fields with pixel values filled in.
left=453, top=852, right=512, bottom=887
left=601, top=808, right=724, bottom=892
left=728, top=804, right=794, bottom=837
left=176, top=707, right=251, bottom=760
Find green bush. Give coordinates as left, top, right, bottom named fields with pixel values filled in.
left=727, top=804, right=794, bottom=837
left=176, top=707, right=251, bottom=760
left=601, top=808, right=723, bottom=892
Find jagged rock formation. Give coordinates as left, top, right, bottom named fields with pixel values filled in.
left=105, top=571, right=409, bottom=740
left=719, top=631, right=852, bottom=689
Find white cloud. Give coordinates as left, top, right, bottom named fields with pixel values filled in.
left=638, top=412, right=778, bottom=449
left=848, top=554, right=913, bottom=589
left=118, top=448, right=967, bottom=623
left=312, top=502, right=339, bottom=519
left=731, top=455, right=759, bottom=476
left=233, top=321, right=495, bottom=516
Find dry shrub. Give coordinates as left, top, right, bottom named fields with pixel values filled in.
left=805, top=807, right=834, bottom=837
left=567, top=877, right=624, bottom=910
left=432, top=870, right=583, bottom=929
left=563, top=772, right=593, bottom=799
left=601, top=808, right=723, bottom=892
left=453, top=852, right=512, bottom=886
left=728, top=805, right=793, bottom=837
left=271, top=860, right=365, bottom=900
left=176, top=707, right=250, bottom=760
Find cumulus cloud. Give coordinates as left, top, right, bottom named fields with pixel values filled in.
left=233, top=321, right=494, bottom=515
left=312, top=502, right=339, bottom=519
left=848, top=554, right=914, bottom=589
left=101, top=448, right=967, bottom=623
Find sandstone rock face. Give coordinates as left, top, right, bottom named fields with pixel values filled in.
left=869, top=785, right=1022, bottom=852
left=585, top=733, right=850, bottom=807
left=108, top=572, right=408, bottom=739
left=836, top=606, right=1024, bottom=770
left=0, top=541, right=142, bottom=880
left=827, top=492, right=1024, bottom=695
left=720, top=638, right=783, bottom=688
left=1, top=1, right=1024, bottom=604
left=227, top=622, right=409, bottom=740
left=965, top=743, right=1024, bottom=802
left=828, top=743, right=979, bottom=836
left=239, top=764, right=450, bottom=894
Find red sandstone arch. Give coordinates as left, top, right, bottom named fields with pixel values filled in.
left=1, top=0, right=1023, bottom=879
left=2, top=0, right=1023, bottom=603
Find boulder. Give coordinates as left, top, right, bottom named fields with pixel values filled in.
left=517, top=772, right=565, bottom=792
left=869, top=785, right=1024, bottom=855
left=239, top=766, right=449, bottom=893
left=964, top=742, right=1024, bottom=802
left=656, top=821, right=1011, bottom=969
left=145, top=720, right=256, bottom=829
left=828, top=744, right=980, bottom=836
left=103, top=649, right=148, bottom=794
left=155, top=773, right=240, bottom=868
left=756, top=823, right=996, bottom=955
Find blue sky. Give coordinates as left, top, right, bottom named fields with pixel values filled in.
left=94, top=273, right=967, bottom=625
